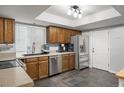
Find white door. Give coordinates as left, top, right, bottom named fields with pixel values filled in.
left=92, top=30, right=109, bottom=71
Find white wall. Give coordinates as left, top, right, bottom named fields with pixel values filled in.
left=82, top=25, right=124, bottom=73
left=109, top=26, right=124, bottom=73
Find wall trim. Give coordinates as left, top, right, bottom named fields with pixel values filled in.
left=83, top=23, right=124, bottom=32
left=16, top=21, right=47, bottom=28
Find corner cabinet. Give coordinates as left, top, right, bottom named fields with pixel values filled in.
left=26, top=61, right=39, bottom=80
left=24, top=58, right=39, bottom=80
left=24, top=56, right=48, bottom=80
left=47, top=26, right=81, bottom=44
left=0, top=17, right=15, bottom=44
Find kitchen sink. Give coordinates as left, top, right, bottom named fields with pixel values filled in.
left=23, top=52, right=49, bottom=56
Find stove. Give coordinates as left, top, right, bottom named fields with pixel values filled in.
left=0, top=60, right=20, bottom=69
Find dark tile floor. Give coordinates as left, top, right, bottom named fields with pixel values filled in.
left=34, top=68, right=118, bottom=87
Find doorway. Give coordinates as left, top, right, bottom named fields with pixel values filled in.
left=92, top=30, right=109, bottom=71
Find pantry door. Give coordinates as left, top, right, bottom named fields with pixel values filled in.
left=92, top=30, right=109, bottom=71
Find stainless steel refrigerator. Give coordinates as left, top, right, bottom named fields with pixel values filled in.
left=71, top=35, right=89, bottom=70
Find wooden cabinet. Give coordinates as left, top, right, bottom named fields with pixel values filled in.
left=75, top=31, right=81, bottom=35
left=23, top=54, right=75, bottom=80
left=0, top=18, right=15, bottom=44
left=38, top=57, right=48, bottom=79
left=47, top=26, right=58, bottom=43
left=68, top=54, right=75, bottom=70
left=25, top=57, right=38, bottom=62
left=64, top=29, right=72, bottom=43
left=0, top=18, right=4, bottom=43
left=26, top=61, right=39, bottom=80
left=57, top=28, right=65, bottom=43
left=72, top=30, right=81, bottom=36
left=62, top=54, right=69, bottom=72
left=4, top=19, right=15, bottom=43
left=24, top=57, right=48, bottom=80
left=62, top=53, right=75, bottom=72
left=47, top=26, right=81, bottom=44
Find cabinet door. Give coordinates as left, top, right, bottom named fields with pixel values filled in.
left=69, top=54, right=75, bottom=70
left=64, top=29, right=71, bottom=43
left=57, top=28, right=65, bottom=43
left=0, top=18, right=4, bottom=43
left=76, top=31, right=81, bottom=35
left=4, top=19, right=15, bottom=43
left=39, top=60, right=48, bottom=79
left=62, top=54, right=69, bottom=72
left=26, top=62, right=39, bottom=80
left=71, top=30, right=76, bottom=36
left=48, top=26, right=58, bottom=43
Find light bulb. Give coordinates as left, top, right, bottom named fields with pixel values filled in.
left=73, top=12, right=78, bottom=18
left=67, top=8, right=72, bottom=15
left=78, top=13, right=82, bottom=19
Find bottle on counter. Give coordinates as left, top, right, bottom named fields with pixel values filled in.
left=32, top=42, right=35, bottom=54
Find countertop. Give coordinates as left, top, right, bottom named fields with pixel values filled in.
left=0, top=67, right=34, bottom=87
left=16, top=52, right=75, bottom=59
left=116, top=69, right=124, bottom=79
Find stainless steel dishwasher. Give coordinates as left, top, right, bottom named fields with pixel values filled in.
left=49, top=55, right=62, bottom=76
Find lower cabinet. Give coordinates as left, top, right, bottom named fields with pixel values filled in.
left=24, top=57, right=48, bottom=80
left=68, top=54, right=75, bottom=70
left=23, top=54, right=75, bottom=80
left=62, top=53, right=75, bottom=72
left=62, top=54, right=69, bottom=72
left=38, top=57, right=48, bottom=79
left=26, top=61, right=39, bottom=80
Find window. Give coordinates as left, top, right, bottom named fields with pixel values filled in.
left=15, top=23, right=46, bottom=53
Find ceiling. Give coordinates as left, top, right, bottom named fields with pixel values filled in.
left=0, top=5, right=51, bottom=26
left=36, top=5, right=121, bottom=28
left=45, top=5, right=112, bottom=20
left=0, top=5, right=124, bottom=31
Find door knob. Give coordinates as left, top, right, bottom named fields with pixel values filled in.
left=92, top=48, right=95, bottom=53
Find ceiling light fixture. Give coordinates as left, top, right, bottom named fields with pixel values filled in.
left=67, top=5, right=82, bottom=19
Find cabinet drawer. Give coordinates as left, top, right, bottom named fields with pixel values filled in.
left=25, top=58, right=38, bottom=63
left=39, top=56, right=48, bottom=61
left=62, top=54, right=69, bottom=57
left=69, top=53, right=75, bottom=56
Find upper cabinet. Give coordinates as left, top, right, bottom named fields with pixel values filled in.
left=0, top=17, right=15, bottom=44
left=0, top=18, right=4, bottom=43
left=64, top=29, right=71, bottom=43
left=47, top=26, right=58, bottom=43
left=47, top=26, right=81, bottom=44
left=4, top=18, right=15, bottom=44
left=57, top=28, right=65, bottom=43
